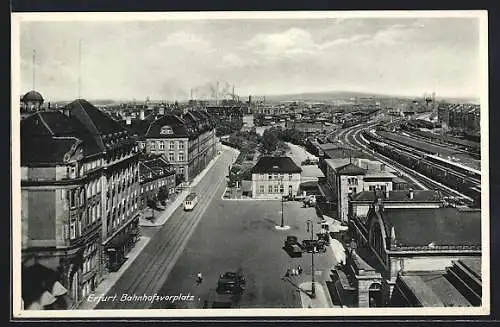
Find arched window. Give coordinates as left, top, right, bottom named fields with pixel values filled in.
left=371, top=222, right=384, bottom=259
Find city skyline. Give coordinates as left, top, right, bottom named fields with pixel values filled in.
left=18, top=13, right=484, bottom=101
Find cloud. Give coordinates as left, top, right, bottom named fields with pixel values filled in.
left=159, top=31, right=213, bottom=52
left=220, top=53, right=246, bottom=67
left=245, top=28, right=316, bottom=57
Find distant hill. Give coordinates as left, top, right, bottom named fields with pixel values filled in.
left=253, top=91, right=398, bottom=103
left=252, top=90, right=480, bottom=104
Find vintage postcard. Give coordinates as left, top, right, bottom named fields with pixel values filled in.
left=11, top=10, right=489, bottom=318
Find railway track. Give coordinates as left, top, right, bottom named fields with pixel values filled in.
left=337, top=122, right=476, bottom=205
left=369, top=132, right=481, bottom=186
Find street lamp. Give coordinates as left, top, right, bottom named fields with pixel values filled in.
left=275, top=176, right=289, bottom=230
left=306, top=219, right=316, bottom=299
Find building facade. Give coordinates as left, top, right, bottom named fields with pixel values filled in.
left=344, top=202, right=481, bottom=307
left=139, top=155, right=176, bottom=210
left=144, top=111, right=216, bottom=183
left=21, top=98, right=141, bottom=309
left=251, top=156, right=302, bottom=199
left=324, top=158, right=396, bottom=223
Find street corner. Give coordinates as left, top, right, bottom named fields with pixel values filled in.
left=298, top=281, right=334, bottom=309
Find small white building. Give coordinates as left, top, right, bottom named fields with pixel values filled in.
left=251, top=156, right=302, bottom=199
left=324, top=158, right=397, bottom=223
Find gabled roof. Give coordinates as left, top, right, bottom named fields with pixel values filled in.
left=145, top=115, right=190, bottom=139
left=336, top=163, right=366, bottom=176
left=64, top=99, right=135, bottom=152
left=251, top=156, right=302, bottom=174
left=65, top=99, right=126, bottom=136
left=21, top=111, right=101, bottom=165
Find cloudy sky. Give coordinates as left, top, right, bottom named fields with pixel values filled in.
left=18, top=15, right=483, bottom=101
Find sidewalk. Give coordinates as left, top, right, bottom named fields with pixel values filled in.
left=139, top=150, right=223, bottom=227
left=298, top=280, right=335, bottom=308
left=77, top=236, right=151, bottom=310
left=329, top=238, right=346, bottom=266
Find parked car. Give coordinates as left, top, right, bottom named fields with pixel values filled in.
left=284, top=235, right=303, bottom=257
left=217, top=271, right=246, bottom=295
left=303, top=195, right=317, bottom=207
left=301, top=239, right=327, bottom=253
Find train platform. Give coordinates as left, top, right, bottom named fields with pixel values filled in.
left=377, top=131, right=480, bottom=171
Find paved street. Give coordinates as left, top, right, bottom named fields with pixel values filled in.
left=150, top=197, right=337, bottom=309
left=285, top=142, right=318, bottom=166
left=91, top=147, right=337, bottom=309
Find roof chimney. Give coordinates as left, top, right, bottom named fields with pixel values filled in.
left=409, top=188, right=414, bottom=200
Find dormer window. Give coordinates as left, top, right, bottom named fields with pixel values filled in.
left=160, top=125, right=174, bottom=135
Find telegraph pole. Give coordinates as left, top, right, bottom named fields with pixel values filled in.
left=32, top=49, right=36, bottom=90
left=78, top=39, right=82, bottom=99
left=306, top=219, right=316, bottom=298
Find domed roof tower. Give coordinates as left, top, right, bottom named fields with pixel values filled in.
left=22, top=90, right=44, bottom=105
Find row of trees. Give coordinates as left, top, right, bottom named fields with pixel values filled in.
left=261, top=127, right=306, bottom=154
left=215, top=119, right=244, bottom=136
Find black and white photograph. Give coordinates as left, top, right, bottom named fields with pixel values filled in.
left=11, top=11, right=489, bottom=318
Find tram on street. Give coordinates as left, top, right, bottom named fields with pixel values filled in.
left=184, top=192, right=199, bottom=211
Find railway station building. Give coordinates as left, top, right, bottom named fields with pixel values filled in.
left=332, top=195, right=481, bottom=307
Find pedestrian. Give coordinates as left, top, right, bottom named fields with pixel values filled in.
left=297, top=265, right=303, bottom=275
left=196, top=272, right=203, bottom=284
left=292, top=268, right=298, bottom=276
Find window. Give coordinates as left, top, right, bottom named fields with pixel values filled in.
left=169, top=141, right=175, bottom=150
left=160, top=125, right=174, bottom=135
left=180, top=167, right=184, bottom=174
left=268, top=174, right=273, bottom=180
left=179, top=153, right=184, bottom=161
left=288, top=173, right=293, bottom=181
left=159, top=141, right=165, bottom=150
left=268, top=185, right=273, bottom=193
left=259, top=185, right=265, bottom=193
left=150, top=141, right=156, bottom=149
left=70, top=220, right=76, bottom=239
left=369, top=186, right=375, bottom=191
left=179, top=141, right=185, bottom=149
left=274, top=184, right=279, bottom=193
left=280, top=184, right=284, bottom=194
left=169, top=152, right=175, bottom=162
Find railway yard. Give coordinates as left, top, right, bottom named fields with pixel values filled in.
left=336, top=117, right=482, bottom=208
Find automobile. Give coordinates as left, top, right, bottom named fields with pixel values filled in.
left=284, top=235, right=300, bottom=247
left=216, top=279, right=245, bottom=295
left=301, top=239, right=327, bottom=253
left=219, top=272, right=246, bottom=285
left=284, top=235, right=304, bottom=257
left=303, top=195, right=317, bottom=207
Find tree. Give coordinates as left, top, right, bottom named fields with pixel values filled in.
left=175, top=174, right=185, bottom=186
left=146, top=197, right=157, bottom=220
left=262, top=128, right=279, bottom=153
left=157, top=186, right=169, bottom=206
